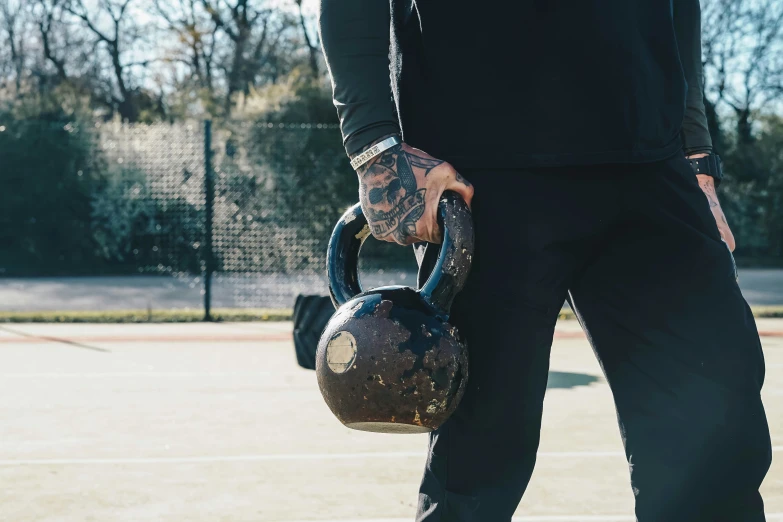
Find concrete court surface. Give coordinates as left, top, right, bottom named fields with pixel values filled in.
left=0, top=320, right=781, bottom=522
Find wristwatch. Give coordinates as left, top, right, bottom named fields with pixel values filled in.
left=688, top=154, right=724, bottom=187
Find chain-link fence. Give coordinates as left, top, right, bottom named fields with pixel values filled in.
left=3, top=118, right=782, bottom=316
left=0, top=119, right=417, bottom=315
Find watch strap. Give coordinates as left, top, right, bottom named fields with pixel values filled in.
left=688, top=154, right=724, bottom=186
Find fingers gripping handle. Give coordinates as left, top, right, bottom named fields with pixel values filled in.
left=326, top=192, right=475, bottom=316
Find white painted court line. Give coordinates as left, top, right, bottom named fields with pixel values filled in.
left=277, top=513, right=783, bottom=522
left=0, top=447, right=780, bottom=465
left=280, top=518, right=637, bottom=522
left=0, top=372, right=282, bottom=378
left=0, top=453, right=423, bottom=465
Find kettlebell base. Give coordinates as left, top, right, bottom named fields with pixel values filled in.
left=345, top=422, right=433, bottom=434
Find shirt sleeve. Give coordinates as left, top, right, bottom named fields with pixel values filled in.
left=318, top=0, right=400, bottom=157
left=673, top=0, right=713, bottom=155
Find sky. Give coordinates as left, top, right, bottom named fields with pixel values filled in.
left=21, top=0, right=777, bottom=121
left=57, top=0, right=323, bottom=99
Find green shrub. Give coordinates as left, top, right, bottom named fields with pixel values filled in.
left=0, top=116, right=102, bottom=275
left=721, top=115, right=783, bottom=264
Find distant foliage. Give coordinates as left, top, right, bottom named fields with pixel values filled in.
left=90, top=168, right=205, bottom=274
left=206, top=80, right=412, bottom=273
left=0, top=115, right=100, bottom=275
left=721, top=115, right=783, bottom=263
left=2, top=105, right=781, bottom=278
left=0, top=113, right=206, bottom=276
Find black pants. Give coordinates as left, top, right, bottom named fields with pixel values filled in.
left=415, top=154, right=771, bottom=521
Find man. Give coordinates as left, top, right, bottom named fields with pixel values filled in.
left=318, top=1, right=771, bottom=520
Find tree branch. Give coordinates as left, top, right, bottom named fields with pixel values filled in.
left=65, top=1, right=114, bottom=44
left=200, top=0, right=237, bottom=40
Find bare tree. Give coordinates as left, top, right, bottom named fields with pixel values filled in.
left=702, top=0, right=783, bottom=145
left=293, top=0, right=319, bottom=79
left=199, top=0, right=298, bottom=114
left=35, top=0, right=68, bottom=82
left=65, top=0, right=155, bottom=121
left=0, top=0, right=28, bottom=94
left=1, top=0, right=328, bottom=119
left=154, top=0, right=219, bottom=110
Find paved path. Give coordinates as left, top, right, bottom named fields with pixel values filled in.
left=2, top=269, right=783, bottom=311
left=0, top=320, right=780, bottom=521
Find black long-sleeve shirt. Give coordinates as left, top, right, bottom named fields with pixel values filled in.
left=319, top=0, right=713, bottom=168
left=673, top=0, right=713, bottom=155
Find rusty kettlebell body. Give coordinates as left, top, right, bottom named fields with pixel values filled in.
left=316, top=192, right=475, bottom=434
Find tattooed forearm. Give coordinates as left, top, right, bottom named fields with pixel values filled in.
left=693, top=168, right=735, bottom=249
left=698, top=176, right=719, bottom=208
left=354, top=140, right=444, bottom=243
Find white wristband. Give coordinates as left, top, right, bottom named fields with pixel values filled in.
left=350, top=136, right=401, bottom=170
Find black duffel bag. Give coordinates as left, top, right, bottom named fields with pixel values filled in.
left=292, top=294, right=335, bottom=370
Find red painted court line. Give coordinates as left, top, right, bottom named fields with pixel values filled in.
left=1, top=330, right=782, bottom=345
left=0, top=333, right=293, bottom=344
left=554, top=332, right=586, bottom=339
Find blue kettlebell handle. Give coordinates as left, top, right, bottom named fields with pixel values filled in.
left=326, top=192, right=475, bottom=318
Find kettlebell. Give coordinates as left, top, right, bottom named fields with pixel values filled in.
left=316, top=192, right=474, bottom=434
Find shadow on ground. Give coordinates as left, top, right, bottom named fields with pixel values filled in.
left=547, top=371, right=601, bottom=389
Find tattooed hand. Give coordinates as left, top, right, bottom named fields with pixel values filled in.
left=353, top=136, right=474, bottom=245
left=691, top=154, right=735, bottom=251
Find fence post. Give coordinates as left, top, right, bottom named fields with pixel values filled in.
left=204, top=120, right=215, bottom=321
